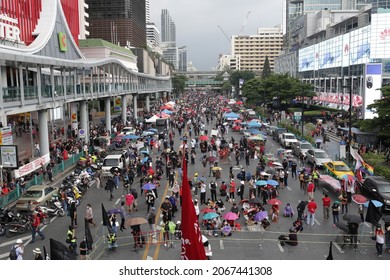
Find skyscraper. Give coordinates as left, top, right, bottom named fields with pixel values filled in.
left=178, top=46, right=187, bottom=72
left=161, top=9, right=176, bottom=42
left=86, top=0, right=146, bottom=48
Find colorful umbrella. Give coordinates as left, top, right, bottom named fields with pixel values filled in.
left=223, top=212, right=239, bottom=220
left=202, top=212, right=219, bottom=220
left=364, top=200, right=383, bottom=208
left=256, top=180, right=267, bottom=186
left=122, top=134, right=139, bottom=140
left=268, top=198, right=282, bottom=206
left=141, top=183, right=156, bottom=190
left=207, top=156, right=218, bottom=163
left=254, top=211, right=268, bottom=221
left=125, top=217, right=148, bottom=227
left=211, top=166, right=222, bottom=171
left=266, top=180, right=279, bottom=186
left=351, top=194, right=368, bottom=205
left=341, top=174, right=355, bottom=182
left=201, top=208, right=216, bottom=213
left=199, top=135, right=209, bottom=141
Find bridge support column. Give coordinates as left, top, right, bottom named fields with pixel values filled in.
left=70, top=103, right=78, bottom=132
left=80, top=100, right=89, bottom=143
left=121, top=95, right=127, bottom=124
left=133, top=94, right=138, bottom=121
left=146, top=94, right=150, bottom=112
left=105, top=97, right=111, bottom=134
left=38, top=109, right=49, bottom=157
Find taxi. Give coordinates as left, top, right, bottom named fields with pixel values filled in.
left=323, top=161, right=354, bottom=179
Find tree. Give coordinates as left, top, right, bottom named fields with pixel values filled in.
left=358, top=85, right=390, bottom=145
left=229, top=70, right=256, bottom=94
left=172, top=74, right=187, bottom=95
left=261, top=56, right=271, bottom=79
left=242, top=78, right=263, bottom=105
left=221, top=82, right=232, bottom=95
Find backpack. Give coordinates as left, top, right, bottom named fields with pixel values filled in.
left=9, top=246, right=17, bottom=260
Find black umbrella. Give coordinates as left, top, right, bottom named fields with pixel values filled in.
left=343, top=213, right=362, bottom=224
left=335, top=222, right=349, bottom=233
left=249, top=197, right=261, bottom=204
left=264, top=169, right=277, bottom=175
left=110, top=166, right=121, bottom=174
left=381, top=215, right=390, bottom=223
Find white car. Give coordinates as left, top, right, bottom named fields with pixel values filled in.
left=305, top=149, right=332, bottom=167
left=120, top=127, right=136, bottom=135
left=280, top=133, right=298, bottom=148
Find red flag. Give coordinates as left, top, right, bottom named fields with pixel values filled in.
left=180, top=153, right=206, bottom=260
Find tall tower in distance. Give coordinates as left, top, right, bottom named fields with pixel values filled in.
left=161, top=9, right=176, bottom=42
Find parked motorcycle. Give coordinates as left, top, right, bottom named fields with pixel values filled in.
left=6, top=216, right=32, bottom=237
left=0, top=209, right=21, bottom=236
left=39, top=199, right=65, bottom=217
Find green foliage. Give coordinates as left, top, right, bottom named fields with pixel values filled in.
left=303, top=110, right=324, bottom=116
left=360, top=152, right=390, bottom=180
left=222, top=82, right=231, bottom=93
left=261, top=56, right=271, bottom=79
left=278, top=121, right=315, bottom=145
left=242, top=78, right=263, bottom=105
left=229, top=70, right=256, bottom=93
left=172, top=74, right=187, bottom=94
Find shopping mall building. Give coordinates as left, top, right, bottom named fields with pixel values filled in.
left=275, top=2, right=390, bottom=119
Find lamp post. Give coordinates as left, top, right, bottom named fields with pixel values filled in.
left=342, top=78, right=353, bottom=161
left=0, top=165, right=3, bottom=188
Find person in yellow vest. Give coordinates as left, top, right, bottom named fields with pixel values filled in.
left=107, top=232, right=117, bottom=250
left=66, top=225, right=77, bottom=256
left=312, top=168, right=320, bottom=191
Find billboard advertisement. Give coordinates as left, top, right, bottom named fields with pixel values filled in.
left=349, top=26, right=371, bottom=65
left=370, top=13, right=390, bottom=59
left=298, top=45, right=315, bottom=71
left=363, top=63, right=382, bottom=119
left=0, top=145, right=18, bottom=169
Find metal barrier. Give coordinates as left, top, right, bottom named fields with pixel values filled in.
left=0, top=152, right=84, bottom=209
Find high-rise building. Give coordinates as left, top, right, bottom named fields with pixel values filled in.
left=178, top=46, right=188, bottom=72
left=231, top=27, right=283, bottom=73
left=146, top=0, right=151, bottom=23
left=86, top=0, right=146, bottom=48
left=78, top=0, right=89, bottom=40
left=161, top=42, right=178, bottom=70
left=146, top=22, right=162, bottom=55
left=161, top=9, right=176, bottom=42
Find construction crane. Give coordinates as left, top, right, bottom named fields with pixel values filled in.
left=217, top=24, right=231, bottom=43
left=239, top=11, right=251, bottom=35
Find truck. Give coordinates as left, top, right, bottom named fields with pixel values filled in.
left=101, top=150, right=130, bottom=179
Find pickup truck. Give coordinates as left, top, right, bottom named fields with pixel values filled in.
left=101, top=150, right=130, bottom=178
left=280, top=133, right=298, bottom=148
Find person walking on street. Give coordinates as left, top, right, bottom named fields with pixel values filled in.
left=306, top=199, right=317, bottom=226
left=229, top=179, right=236, bottom=202
left=147, top=207, right=156, bottom=237
left=33, top=248, right=43, bottom=260
left=297, top=200, right=307, bottom=221
left=119, top=201, right=126, bottom=231
left=322, top=193, right=331, bottom=220
left=79, top=236, right=88, bottom=260
left=307, top=180, right=315, bottom=200
left=331, top=201, right=341, bottom=226
left=67, top=225, right=77, bottom=256
left=85, top=204, right=96, bottom=227
left=31, top=211, right=45, bottom=243
left=209, top=180, right=218, bottom=202
left=69, top=201, right=78, bottom=228
left=375, top=225, right=385, bottom=257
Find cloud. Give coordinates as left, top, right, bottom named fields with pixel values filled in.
left=150, top=0, right=283, bottom=70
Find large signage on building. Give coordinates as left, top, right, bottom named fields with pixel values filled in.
left=0, top=13, right=21, bottom=43
left=364, top=63, right=382, bottom=119
left=370, top=13, right=390, bottom=59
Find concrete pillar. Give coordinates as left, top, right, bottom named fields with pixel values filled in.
left=70, top=103, right=78, bottom=132
left=80, top=100, right=89, bottom=142
left=121, top=95, right=127, bottom=124
left=146, top=94, right=150, bottom=112
left=105, top=97, right=111, bottom=134
left=38, top=109, right=49, bottom=157
left=133, top=94, right=138, bottom=121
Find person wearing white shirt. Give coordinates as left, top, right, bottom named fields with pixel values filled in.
left=200, top=182, right=207, bottom=205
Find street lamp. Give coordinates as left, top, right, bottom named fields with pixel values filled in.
left=0, top=165, right=3, bottom=189
left=342, top=78, right=353, bottom=161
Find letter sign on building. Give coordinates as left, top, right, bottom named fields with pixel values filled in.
left=58, top=32, right=67, bottom=52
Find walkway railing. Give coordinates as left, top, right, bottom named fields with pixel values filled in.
left=0, top=151, right=84, bottom=209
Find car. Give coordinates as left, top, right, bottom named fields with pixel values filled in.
left=280, top=133, right=298, bottom=148
left=120, top=127, right=136, bottom=135
left=323, top=161, right=354, bottom=179
left=359, top=176, right=390, bottom=212
left=305, top=149, right=332, bottom=167
left=272, top=127, right=287, bottom=142
left=292, top=141, right=314, bottom=158
left=267, top=125, right=278, bottom=136
left=15, top=185, right=59, bottom=211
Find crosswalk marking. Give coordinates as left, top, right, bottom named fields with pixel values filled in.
left=220, top=240, right=224, bottom=250
left=277, top=242, right=285, bottom=252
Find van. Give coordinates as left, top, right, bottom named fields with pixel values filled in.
left=101, top=150, right=129, bottom=178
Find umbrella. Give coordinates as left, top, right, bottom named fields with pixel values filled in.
left=141, top=150, right=150, bottom=154
left=248, top=129, right=261, bottom=135
left=142, top=131, right=155, bottom=136
left=381, top=216, right=390, bottom=223
left=254, top=211, right=268, bottom=222
left=221, top=225, right=232, bottom=235
left=249, top=197, right=261, bottom=204
left=335, top=222, right=349, bottom=233
left=202, top=212, right=219, bottom=220
left=201, top=208, right=216, bottom=213
left=122, top=134, right=139, bottom=140
left=247, top=122, right=261, bottom=128
left=110, top=167, right=121, bottom=174
left=179, top=144, right=188, bottom=149
left=342, top=213, right=362, bottom=224
left=272, top=162, right=283, bottom=167
left=341, top=174, right=355, bottom=182
left=256, top=180, right=267, bottom=186
left=266, top=179, right=279, bottom=186
left=223, top=212, right=239, bottom=220
left=141, top=183, right=156, bottom=190
left=199, top=135, right=209, bottom=141
left=162, top=109, right=173, bottom=114
left=236, top=101, right=243, bottom=105
left=207, top=156, right=218, bottom=163
left=211, top=166, right=222, bottom=171
left=316, top=138, right=322, bottom=143
left=364, top=200, right=383, bottom=208
left=107, top=208, right=122, bottom=215
left=268, top=198, right=282, bottom=206
left=125, top=217, right=148, bottom=227
left=260, top=172, right=271, bottom=177
left=248, top=135, right=264, bottom=141
left=141, top=157, right=149, bottom=164
left=352, top=194, right=368, bottom=205
left=148, top=128, right=158, bottom=133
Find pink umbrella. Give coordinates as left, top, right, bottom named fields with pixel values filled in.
left=223, top=212, right=239, bottom=221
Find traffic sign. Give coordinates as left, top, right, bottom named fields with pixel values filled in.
left=79, top=129, right=85, bottom=138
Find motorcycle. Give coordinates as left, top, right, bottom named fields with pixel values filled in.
left=6, top=216, right=32, bottom=237
left=39, top=200, right=66, bottom=217
left=0, top=209, right=21, bottom=236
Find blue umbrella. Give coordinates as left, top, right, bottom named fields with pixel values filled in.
left=248, top=129, right=261, bottom=135
left=202, top=212, right=219, bottom=220
left=142, top=183, right=156, bottom=190
left=256, top=180, right=267, bottom=186
left=141, top=157, right=149, bottom=164
left=162, top=109, right=173, bottom=114
left=364, top=200, right=383, bottom=208
left=266, top=179, right=279, bottom=186
left=224, top=112, right=240, bottom=119
left=142, top=131, right=155, bottom=137
left=148, top=128, right=158, bottom=133
left=247, top=122, right=261, bottom=128
left=141, top=150, right=150, bottom=155
left=245, top=172, right=252, bottom=181
left=254, top=211, right=268, bottom=221
left=107, top=208, right=122, bottom=215
left=122, top=134, right=139, bottom=140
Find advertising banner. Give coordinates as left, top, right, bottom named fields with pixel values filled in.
left=363, top=63, right=382, bottom=119
left=0, top=126, right=13, bottom=145
left=0, top=145, right=18, bottom=169
left=370, top=14, right=390, bottom=59
left=14, top=153, right=50, bottom=178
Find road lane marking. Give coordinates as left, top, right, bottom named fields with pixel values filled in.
left=277, top=242, right=284, bottom=252
left=0, top=235, right=30, bottom=248
left=286, top=186, right=292, bottom=191
left=333, top=241, right=344, bottom=253
left=146, top=256, right=153, bottom=260
left=314, top=218, right=320, bottom=225
left=220, top=239, right=224, bottom=250
left=115, top=198, right=120, bottom=205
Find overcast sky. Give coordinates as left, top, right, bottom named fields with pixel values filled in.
left=150, top=0, right=283, bottom=71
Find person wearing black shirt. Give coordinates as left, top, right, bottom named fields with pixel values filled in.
left=79, top=237, right=88, bottom=260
